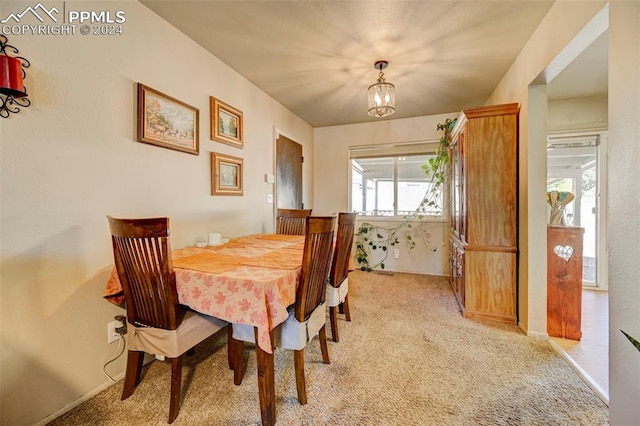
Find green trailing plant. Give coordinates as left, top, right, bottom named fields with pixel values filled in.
left=355, top=118, right=457, bottom=271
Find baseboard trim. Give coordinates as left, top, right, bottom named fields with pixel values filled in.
left=521, top=326, right=548, bottom=340
left=547, top=338, right=609, bottom=406
left=34, top=373, right=124, bottom=426
left=35, top=353, right=155, bottom=425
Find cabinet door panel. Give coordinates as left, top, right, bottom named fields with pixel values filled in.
left=448, top=238, right=466, bottom=312
left=458, top=131, right=467, bottom=242
left=465, top=116, right=517, bottom=247
left=456, top=246, right=465, bottom=305
left=464, top=250, right=516, bottom=322
left=450, top=139, right=461, bottom=237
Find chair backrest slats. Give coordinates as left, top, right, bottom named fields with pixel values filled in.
left=329, top=212, right=357, bottom=288
left=108, top=216, right=183, bottom=330
left=295, top=216, right=336, bottom=321
left=276, top=208, right=312, bottom=235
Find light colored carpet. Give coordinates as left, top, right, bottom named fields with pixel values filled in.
left=50, top=271, right=608, bottom=425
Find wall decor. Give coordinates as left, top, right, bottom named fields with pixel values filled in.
left=210, top=96, right=243, bottom=148
left=211, top=152, right=243, bottom=196
left=0, top=35, right=31, bottom=118
left=137, top=83, right=199, bottom=155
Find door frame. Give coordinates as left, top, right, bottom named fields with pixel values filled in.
left=547, top=130, right=608, bottom=290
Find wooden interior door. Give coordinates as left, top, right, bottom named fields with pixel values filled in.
left=276, top=134, right=303, bottom=209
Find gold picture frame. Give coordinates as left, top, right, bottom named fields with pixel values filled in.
left=211, top=152, right=243, bottom=196
left=137, top=83, right=199, bottom=155
left=211, top=97, right=243, bottom=148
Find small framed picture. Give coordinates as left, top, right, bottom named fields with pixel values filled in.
left=211, top=152, right=243, bottom=196
left=137, top=83, right=199, bottom=155
left=211, top=97, right=243, bottom=148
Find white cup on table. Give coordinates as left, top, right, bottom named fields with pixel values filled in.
left=208, top=232, right=222, bottom=246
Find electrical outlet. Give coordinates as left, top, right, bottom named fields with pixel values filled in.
left=394, top=248, right=400, bottom=259
left=107, top=320, right=120, bottom=344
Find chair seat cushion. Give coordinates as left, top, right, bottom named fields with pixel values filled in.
left=128, top=310, right=227, bottom=358
left=232, top=302, right=327, bottom=351
left=326, top=277, right=349, bottom=307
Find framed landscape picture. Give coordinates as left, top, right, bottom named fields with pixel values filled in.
left=211, top=152, right=243, bottom=196
left=137, top=83, right=199, bottom=155
left=210, top=97, right=243, bottom=148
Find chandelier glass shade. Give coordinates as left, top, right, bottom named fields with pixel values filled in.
left=367, top=60, right=395, bottom=118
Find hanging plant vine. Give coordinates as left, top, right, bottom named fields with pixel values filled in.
left=354, top=118, right=457, bottom=271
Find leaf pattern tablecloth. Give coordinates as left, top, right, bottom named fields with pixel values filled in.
left=103, top=234, right=304, bottom=353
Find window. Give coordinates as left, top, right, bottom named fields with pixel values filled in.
left=349, top=142, right=443, bottom=217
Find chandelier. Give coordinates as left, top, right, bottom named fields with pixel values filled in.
left=367, top=60, right=395, bottom=118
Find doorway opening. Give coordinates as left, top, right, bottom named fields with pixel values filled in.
left=546, top=134, right=605, bottom=288
left=529, top=2, right=609, bottom=404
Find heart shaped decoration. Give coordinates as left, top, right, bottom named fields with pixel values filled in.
left=554, top=245, right=574, bottom=261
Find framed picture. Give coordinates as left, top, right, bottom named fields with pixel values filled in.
left=210, top=97, right=243, bottom=148
left=211, top=152, right=243, bottom=196
left=137, top=83, right=199, bottom=155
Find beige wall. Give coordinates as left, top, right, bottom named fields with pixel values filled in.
left=0, top=1, right=313, bottom=424
left=313, top=113, right=456, bottom=275
left=607, top=1, right=640, bottom=423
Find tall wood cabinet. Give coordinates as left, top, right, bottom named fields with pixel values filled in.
left=448, top=103, right=519, bottom=324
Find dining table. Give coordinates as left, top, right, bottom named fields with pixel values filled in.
left=103, top=233, right=306, bottom=426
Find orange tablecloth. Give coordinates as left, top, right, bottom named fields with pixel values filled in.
left=103, top=234, right=305, bottom=353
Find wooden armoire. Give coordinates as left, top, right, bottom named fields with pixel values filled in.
left=448, top=103, right=519, bottom=324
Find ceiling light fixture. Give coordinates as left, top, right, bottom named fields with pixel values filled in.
left=367, top=60, right=395, bottom=118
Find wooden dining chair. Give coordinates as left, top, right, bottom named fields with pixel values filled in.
left=327, top=212, right=357, bottom=342
left=107, top=216, right=229, bottom=424
left=231, top=215, right=336, bottom=405
left=276, top=208, right=312, bottom=235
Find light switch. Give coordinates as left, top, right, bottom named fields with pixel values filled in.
left=265, top=174, right=275, bottom=184
left=266, top=193, right=273, bottom=204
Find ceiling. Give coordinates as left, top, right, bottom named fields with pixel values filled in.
left=141, top=1, right=607, bottom=128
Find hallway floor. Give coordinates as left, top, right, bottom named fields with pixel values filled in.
left=550, top=288, right=608, bottom=403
